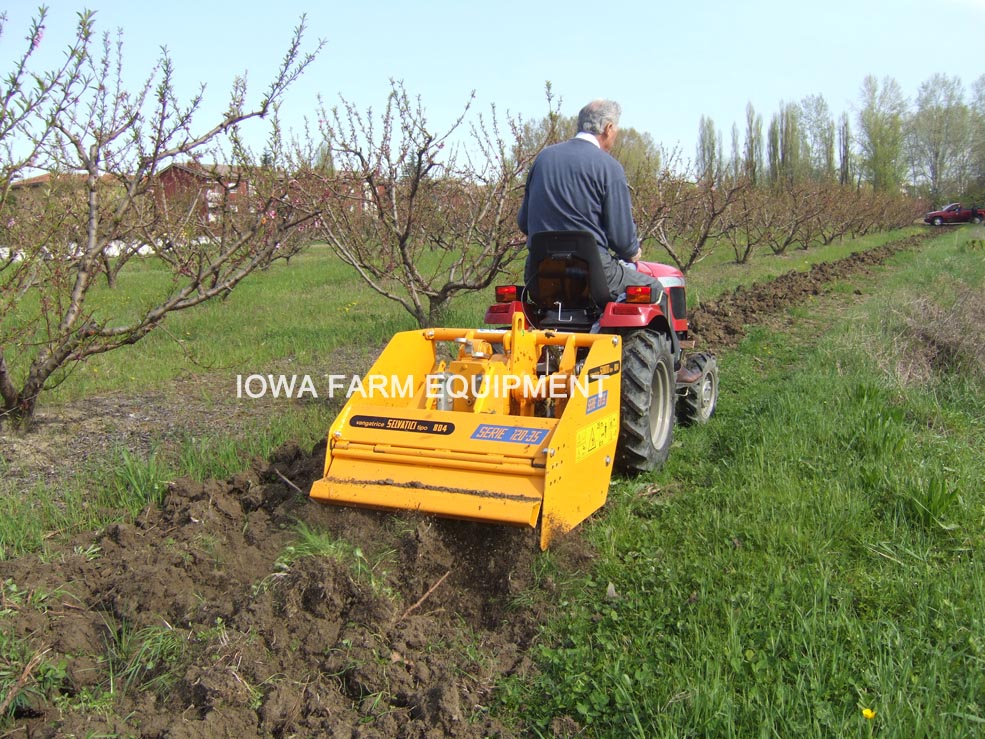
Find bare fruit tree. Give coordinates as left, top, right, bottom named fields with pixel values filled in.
left=762, top=180, right=825, bottom=255
left=0, top=9, right=323, bottom=428
left=633, top=160, right=745, bottom=273
left=293, top=81, right=559, bottom=327
left=720, top=183, right=771, bottom=264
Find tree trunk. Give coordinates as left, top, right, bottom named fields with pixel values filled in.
left=1, top=392, right=38, bottom=431
left=426, top=296, right=451, bottom=328
left=101, top=254, right=117, bottom=288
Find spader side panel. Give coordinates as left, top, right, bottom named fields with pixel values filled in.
left=539, top=335, right=623, bottom=549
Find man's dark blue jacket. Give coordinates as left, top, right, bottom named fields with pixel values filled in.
left=517, top=137, right=639, bottom=262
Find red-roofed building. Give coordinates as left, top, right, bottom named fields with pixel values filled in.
left=154, top=162, right=251, bottom=223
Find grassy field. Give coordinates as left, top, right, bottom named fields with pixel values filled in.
left=38, top=245, right=450, bottom=402
left=2, top=225, right=983, bottom=735
left=496, top=228, right=985, bottom=737
left=15, top=228, right=924, bottom=402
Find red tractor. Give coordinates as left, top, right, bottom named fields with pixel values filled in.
left=485, top=230, right=718, bottom=473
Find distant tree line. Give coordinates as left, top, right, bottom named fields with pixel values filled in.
left=510, top=96, right=921, bottom=274
left=696, top=74, right=985, bottom=205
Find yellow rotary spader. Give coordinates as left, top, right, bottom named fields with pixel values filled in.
left=310, top=313, right=623, bottom=549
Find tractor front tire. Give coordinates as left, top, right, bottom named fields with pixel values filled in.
left=616, top=330, right=675, bottom=474
left=676, top=353, right=719, bottom=426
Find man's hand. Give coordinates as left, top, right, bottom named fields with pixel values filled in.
left=629, top=248, right=641, bottom=264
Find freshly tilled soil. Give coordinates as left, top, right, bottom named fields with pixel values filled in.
left=688, top=234, right=932, bottom=353
left=3, top=441, right=580, bottom=737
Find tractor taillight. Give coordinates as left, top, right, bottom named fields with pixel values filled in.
left=626, top=285, right=653, bottom=303
left=495, top=285, right=518, bottom=303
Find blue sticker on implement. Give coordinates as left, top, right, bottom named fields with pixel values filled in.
left=586, top=390, right=608, bottom=413
left=471, top=424, right=549, bottom=445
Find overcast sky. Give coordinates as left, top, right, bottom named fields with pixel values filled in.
left=3, top=0, right=984, bottom=164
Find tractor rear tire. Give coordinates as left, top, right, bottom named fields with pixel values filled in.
left=676, top=353, right=719, bottom=426
left=616, top=330, right=675, bottom=474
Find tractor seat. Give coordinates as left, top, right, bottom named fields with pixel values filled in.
left=527, top=231, right=611, bottom=329
left=528, top=231, right=612, bottom=311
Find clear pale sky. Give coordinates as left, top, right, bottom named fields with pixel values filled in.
left=3, top=0, right=984, bottom=164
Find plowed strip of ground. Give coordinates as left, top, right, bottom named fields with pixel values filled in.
left=689, top=232, right=934, bottom=352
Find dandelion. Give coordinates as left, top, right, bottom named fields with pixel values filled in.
left=862, top=708, right=876, bottom=720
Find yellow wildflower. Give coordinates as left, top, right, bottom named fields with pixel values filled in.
left=862, top=708, right=876, bottom=720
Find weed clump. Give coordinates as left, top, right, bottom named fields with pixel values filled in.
left=887, top=285, right=985, bottom=385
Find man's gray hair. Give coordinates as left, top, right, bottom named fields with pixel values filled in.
left=578, top=100, right=622, bottom=135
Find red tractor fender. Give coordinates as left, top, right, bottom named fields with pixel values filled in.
left=484, top=260, right=689, bottom=334
left=598, top=302, right=670, bottom=329
left=484, top=298, right=684, bottom=337
left=483, top=300, right=528, bottom=326
left=635, top=260, right=682, bottom=281
left=618, top=260, right=689, bottom=335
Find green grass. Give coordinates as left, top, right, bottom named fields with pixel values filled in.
left=495, top=228, right=985, bottom=738
left=105, top=621, right=188, bottom=695
left=272, top=522, right=396, bottom=598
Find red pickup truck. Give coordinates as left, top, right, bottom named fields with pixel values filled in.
left=923, top=203, right=983, bottom=226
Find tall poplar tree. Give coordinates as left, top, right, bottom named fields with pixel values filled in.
left=857, top=75, right=907, bottom=191
left=907, top=74, right=971, bottom=201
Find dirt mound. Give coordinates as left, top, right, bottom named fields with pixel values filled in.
left=1, top=441, right=595, bottom=737
left=0, top=231, right=935, bottom=736
left=689, top=233, right=932, bottom=352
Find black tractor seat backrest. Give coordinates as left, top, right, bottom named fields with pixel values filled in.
left=527, top=231, right=611, bottom=311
